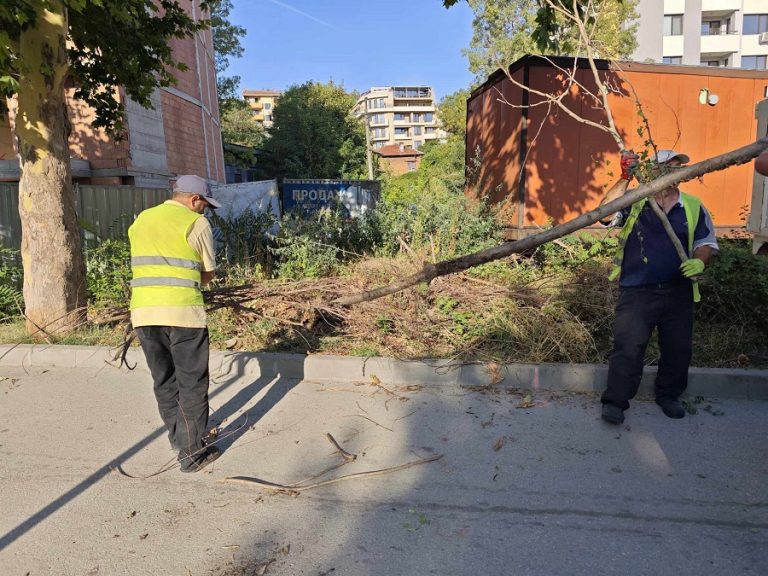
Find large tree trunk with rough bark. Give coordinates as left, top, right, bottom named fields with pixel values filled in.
left=14, top=1, right=86, bottom=337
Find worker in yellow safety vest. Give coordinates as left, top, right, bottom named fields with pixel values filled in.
left=129, top=175, right=222, bottom=472
left=597, top=151, right=718, bottom=425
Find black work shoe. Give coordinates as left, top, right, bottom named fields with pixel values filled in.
left=601, top=403, right=625, bottom=425
left=656, top=398, right=685, bottom=419
left=180, top=446, right=221, bottom=473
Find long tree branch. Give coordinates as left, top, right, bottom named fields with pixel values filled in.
left=333, top=138, right=768, bottom=306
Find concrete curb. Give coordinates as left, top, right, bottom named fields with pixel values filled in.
left=1, top=344, right=767, bottom=399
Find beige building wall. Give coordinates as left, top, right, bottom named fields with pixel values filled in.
left=634, top=0, right=768, bottom=68
left=243, top=90, right=281, bottom=128
left=353, top=86, right=448, bottom=152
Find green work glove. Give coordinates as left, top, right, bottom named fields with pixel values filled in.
left=680, top=258, right=705, bottom=278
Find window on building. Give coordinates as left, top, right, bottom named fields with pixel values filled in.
left=702, top=60, right=723, bottom=67
left=373, top=128, right=388, bottom=138
left=662, top=56, right=683, bottom=64
left=407, top=161, right=417, bottom=172
left=663, top=14, right=684, bottom=36
left=425, top=127, right=436, bottom=134
left=701, top=20, right=722, bottom=36
left=370, top=113, right=386, bottom=124
left=394, top=127, right=409, bottom=136
left=373, top=141, right=385, bottom=149
left=264, top=103, right=272, bottom=110
left=394, top=113, right=408, bottom=121
left=413, top=140, right=422, bottom=149
left=424, top=112, right=434, bottom=122
left=265, top=114, right=273, bottom=121
left=744, top=14, right=768, bottom=35
left=742, top=55, right=768, bottom=69
left=412, top=113, right=420, bottom=123
left=413, top=126, right=422, bottom=136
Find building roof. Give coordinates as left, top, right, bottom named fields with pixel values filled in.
left=375, top=144, right=424, bottom=157
left=472, top=54, right=768, bottom=99
left=242, top=89, right=281, bottom=97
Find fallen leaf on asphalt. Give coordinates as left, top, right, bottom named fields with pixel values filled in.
left=139, top=533, right=148, bottom=540
left=516, top=394, right=535, bottom=409
left=370, top=374, right=381, bottom=386
left=127, top=511, right=137, bottom=519
left=611, top=466, right=622, bottom=473
left=493, top=437, right=505, bottom=451
left=278, top=544, right=290, bottom=555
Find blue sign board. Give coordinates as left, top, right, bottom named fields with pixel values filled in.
left=282, top=179, right=380, bottom=218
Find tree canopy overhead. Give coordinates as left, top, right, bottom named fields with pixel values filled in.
left=443, top=0, right=638, bottom=82
left=1, top=0, right=211, bottom=131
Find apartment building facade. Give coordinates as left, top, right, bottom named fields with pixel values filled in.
left=633, top=0, right=768, bottom=68
left=242, top=90, right=281, bottom=128
left=353, top=86, right=447, bottom=151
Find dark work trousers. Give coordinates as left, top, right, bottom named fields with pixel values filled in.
left=601, top=283, right=694, bottom=410
left=135, top=326, right=210, bottom=459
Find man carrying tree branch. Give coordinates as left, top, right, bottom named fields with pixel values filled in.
left=598, top=150, right=718, bottom=425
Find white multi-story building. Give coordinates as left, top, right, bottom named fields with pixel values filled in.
left=633, top=1, right=768, bottom=68
left=353, top=86, right=447, bottom=151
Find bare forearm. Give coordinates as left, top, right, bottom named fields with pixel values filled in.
left=598, top=180, right=630, bottom=224
left=201, top=270, right=215, bottom=286
left=693, top=246, right=715, bottom=266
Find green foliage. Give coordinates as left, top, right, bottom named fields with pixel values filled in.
left=210, top=208, right=277, bottom=272
left=444, top=0, right=638, bottom=82
left=697, top=239, right=768, bottom=331
left=437, top=88, right=471, bottom=137
left=0, top=248, right=22, bottom=319
left=85, top=239, right=132, bottom=304
left=259, top=81, right=367, bottom=180
left=271, top=208, right=381, bottom=279
left=220, top=99, right=264, bottom=168
left=210, top=0, right=246, bottom=103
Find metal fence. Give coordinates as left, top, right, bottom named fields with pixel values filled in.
left=0, top=183, right=169, bottom=250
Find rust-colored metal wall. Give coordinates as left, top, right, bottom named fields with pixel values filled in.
left=466, top=56, right=768, bottom=233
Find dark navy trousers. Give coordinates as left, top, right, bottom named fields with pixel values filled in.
left=601, top=283, right=694, bottom=410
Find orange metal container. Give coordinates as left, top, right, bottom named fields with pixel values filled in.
left=465, top=56, right=768, bottom=236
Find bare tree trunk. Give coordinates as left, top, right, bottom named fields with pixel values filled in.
left=15, top=1, right=86, bottom=336
left=333, top=138, right=768, bottom=306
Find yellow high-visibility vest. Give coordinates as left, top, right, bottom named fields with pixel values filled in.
left=609, top=192, right=702, bottom=302
left=128, top=202, right=204, bottom=309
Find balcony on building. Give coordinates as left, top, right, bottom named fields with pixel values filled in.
left=249, top=101, right=264, bottom=110
left=392, top=86, right=432, bottom=100
left=700, top=27, right=740, bottom=55
left=700, top=51, right=734, bottom=67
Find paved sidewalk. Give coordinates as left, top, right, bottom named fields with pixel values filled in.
left=0, top=363, right=766, bottom=576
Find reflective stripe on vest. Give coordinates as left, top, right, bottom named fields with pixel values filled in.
left=130, top=277, right=201, bottom=288
left=131, top=256, right=202, bottom=270
left=609, top=192, right=702, bottom=302
left=129, top=202, right=205, bottom=309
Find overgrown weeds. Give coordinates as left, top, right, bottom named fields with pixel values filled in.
left=1, top=179, right=765, bottom=369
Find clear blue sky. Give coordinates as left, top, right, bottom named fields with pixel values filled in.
left=226, top=0, right=476, bottom=101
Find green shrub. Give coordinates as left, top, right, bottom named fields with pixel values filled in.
left=271, top=207, right=381, bottom=279
left=0, top=248, right=22, bottom=319
left=85, top=239, right=131, bottom=304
